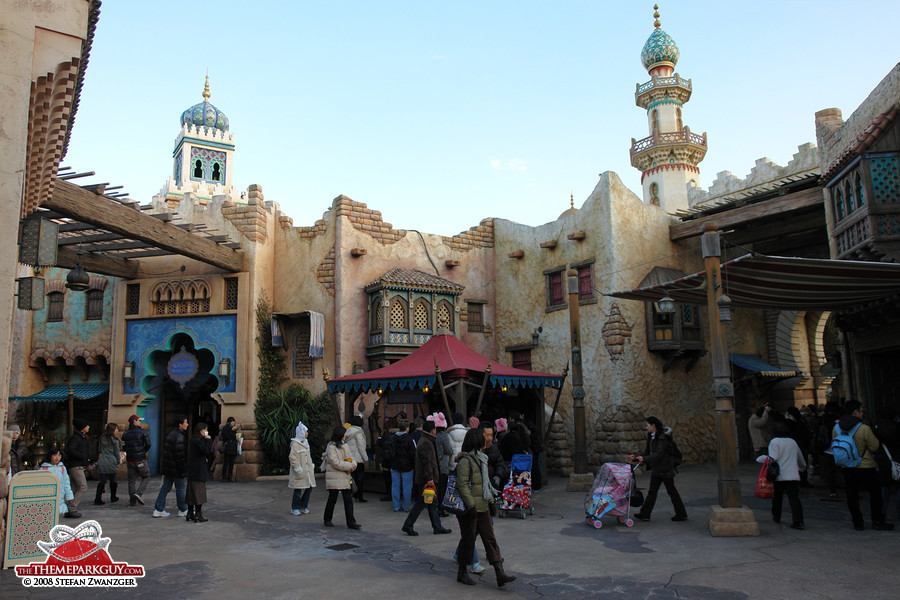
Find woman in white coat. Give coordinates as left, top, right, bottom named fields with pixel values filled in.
left=344, top=415, right=368, bottom=502
left=288, top=421, right=316, bottom=515
left=766, top=420, right=806, bottom=530
left=323, top=425, right=361, bottom=529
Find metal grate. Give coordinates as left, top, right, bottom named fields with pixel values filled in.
left=126, top=284, right=140, bottom=315
left=224, top=277, right=238, bottom=310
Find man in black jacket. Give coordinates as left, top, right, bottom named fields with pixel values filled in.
left=65, top=418, right=90, bottom=518
left=401, top=421, right=451, bottom=536
left=153, top=415, right=189, bottom=518
left=122, top=414, right=151, bottom=507
left=479, top=422, right=508, bottom=491
left=390, top=420, right=417, bottom=512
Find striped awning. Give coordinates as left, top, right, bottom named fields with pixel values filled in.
left=9, top=383, right=109, bottom=403
left=729, top=354, right=798, bottom=377
left=606, top=254, right=900, bottom=310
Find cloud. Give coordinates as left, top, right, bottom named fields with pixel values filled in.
left=490, top=159, right=528, bottom=172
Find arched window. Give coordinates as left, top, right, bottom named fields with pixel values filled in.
left=649, top=182, right=660, bottom=206
left=193, top=159, right=203, bottom=179
left=389, top=297, right=407, bottom=330
left=413, top=300, right=431, bottom=331
left=651, top=110, right=660, bottom=136
left=212, top=163, right=221, bottom=182
left=676, top=108, right=683, bottom=131
left=846, top=181, right=855, bottom=213
left=436, top=301, right=453, bottom=332
left=370, top=297, right=383, bottom=333
left=834, top=188, right=845, bottom=221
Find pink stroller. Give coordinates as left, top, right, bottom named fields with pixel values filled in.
left=584, top=462, right=637, bottom=528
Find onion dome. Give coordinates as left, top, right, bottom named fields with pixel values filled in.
left=640, top=5, right=679, bottom=71
left=180, top=76, right=229, bottom=131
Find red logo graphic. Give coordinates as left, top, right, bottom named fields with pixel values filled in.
left=15, top=520, right=145, bottom=588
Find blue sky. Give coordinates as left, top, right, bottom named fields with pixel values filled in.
left=64, top=1, right=899, bottom=236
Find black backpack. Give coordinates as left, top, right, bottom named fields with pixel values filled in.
left=667, top=435, right=683, bottom=466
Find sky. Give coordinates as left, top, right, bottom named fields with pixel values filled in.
left=64, top=1, right=899, bottom=237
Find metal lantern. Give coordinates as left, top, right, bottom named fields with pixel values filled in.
left=19, top=216, right=59, bottom=266
left=656, top=294, right=676, bottom=314
left=717, top=293, right=733, bottom=323
left=17, top=277, right=45, bottom=310
left=217, top=358, right=231, bottom=387
left=65, top=258, right=90, bottom=291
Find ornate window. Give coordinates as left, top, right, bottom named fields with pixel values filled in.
left=436, top=301, right=453, bottom=332
left=466, top=301, right=484, bottom=333
left=211, top=162, right=222, bottom=182
left=370, top=297, right=384, bottom=333
left=413, top=299, right=431, bottom=331
left=846, top=180, right=855, bottom=213
left=47, top=291, right=64, bottom=322
left=126, top=284, right=141, bottom=315
left=193, top=158, right=204, bottom=179
left=389, top=297, right=407, bottom=330
left=150, top=279, right=211, bottom=315
left=856, top=173, right=865, bottom=207
left=639, top=267, right=704, bottom=362
left=224, top=277, right=239, bottom=310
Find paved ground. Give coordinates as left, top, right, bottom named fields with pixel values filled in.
left=2, top=462, right=898, bottom=599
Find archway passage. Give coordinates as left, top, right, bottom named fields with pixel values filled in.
left=140, top=332, right=221, bottom=473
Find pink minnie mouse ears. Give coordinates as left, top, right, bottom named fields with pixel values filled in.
left=494, top=418, right=508, bottom=433
left=426, top=412, right=447, bottom=428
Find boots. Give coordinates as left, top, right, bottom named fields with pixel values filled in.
left=186, top=505, right=195, bottom=522
left=494, top=561, right=516, bottom=588
left=194, top=505, right=208, bottom=523
left=457, top=563, right=476, bottom=586
left=109, top=481, right=119, bottom=503
left=94, top=483, right=106, bottom=505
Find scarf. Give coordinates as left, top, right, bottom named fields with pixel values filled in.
left=472, top=450, right=498, bottom=500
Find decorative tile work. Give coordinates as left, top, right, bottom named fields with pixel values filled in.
left=870, top=156, right=899, bottom=204
left=641, top=28, right=679, bottom=70
left=181, top=101, right=229, bottom=132
left=5, top=472, right=60, bottom=567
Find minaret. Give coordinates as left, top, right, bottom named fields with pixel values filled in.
left=630, top=5, right=706, bottom=213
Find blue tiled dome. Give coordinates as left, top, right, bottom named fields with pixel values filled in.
left=180, top=77, right=229, bottom=131
left=640, top=28, right=679, bottom=71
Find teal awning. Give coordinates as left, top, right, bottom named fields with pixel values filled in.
left=9, top=383, right=109, bottom=403
left=729, top=354, right=799, bottom=378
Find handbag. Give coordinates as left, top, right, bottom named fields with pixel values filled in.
left=630, top=489, right=644, bottom=508
left=754, top=458, right=774, bottom=499
left=882, top=446, right=900, bottom=481
left=440, top=473, right=468, bottom=515
left=765, top=457, right=780, bottom=482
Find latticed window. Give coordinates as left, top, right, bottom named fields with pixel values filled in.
left=389, top=298, right=407, bottom=329
left=371, top=298, right=384, bottom=332
left=224, top=278, right=238, bottom=310
left=47, top=291, right=64, bottom=322
left=437, top=302, right=452, bottom=330
left=467, top=302, right=484, bottom=333
left=126, top=284, right=140, bottom=315
left=413, top=301, right=430, bottom=331
left=151, top=280, right=211, bottom=315
left=86, top=289, right=103, bottom=320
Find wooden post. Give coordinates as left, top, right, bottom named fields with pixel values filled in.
left=567, top=270, right=588, bottom=474
left=702, top=224, right=740, bottom=508
left=67, top=385, right=75, bottom=438
left=472, top=362, right=492, bottom=419
left=544, top=363, right=569, bottom=442
left=435, top=358, right=453, bottom=424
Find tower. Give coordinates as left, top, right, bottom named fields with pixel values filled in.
left=158, top=76, right=239, bottom=205
left=630, top=5, right=706, bottom=213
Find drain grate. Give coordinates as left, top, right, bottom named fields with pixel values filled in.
left=326, top=543, right=359, bottom=552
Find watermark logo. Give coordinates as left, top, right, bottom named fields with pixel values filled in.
left=15, top=520, right=145, bottom=588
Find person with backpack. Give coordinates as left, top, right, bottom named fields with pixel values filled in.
left=389, top=419, right=417, bottom=512
left=631, top=416, right=688, bottom=522
left=832, top=400, right=894, bottom=531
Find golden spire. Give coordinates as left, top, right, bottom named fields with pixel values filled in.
left=653, top=4, right=661, bottom=29
left=570, top=193, right=575, bottom=209
left=202, top=75, right=211, bottom=102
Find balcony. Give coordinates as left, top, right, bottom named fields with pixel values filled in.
left=630, top=129, right=707, bottom=160
left=635, top=74, right=692, bottom=106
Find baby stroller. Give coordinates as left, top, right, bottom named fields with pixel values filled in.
left=584, top=462, right=638, bottom=529
left=498, top=454, right=534, bottom=519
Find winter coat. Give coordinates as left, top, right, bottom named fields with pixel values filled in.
left=97, top=436, right=121, bottom=475
left=413, top=433, right=440, bottom=485
left=40, top=462, right=74, bottom=514
left=122, top=424, right=151, bottom=462
left=436, top=430, right=452, bottom=474
left=455, top=452, right=490, bottom=513
left=748, top=411, right=772, bottom=451
left=767, top=437, right=807, bottom=482
left=445, top=425, right=467, bottom=470
left=10, top=438, right=30, bottom=475
left=220, top=424, right=239, bottom=456
left=324, top=442, right=356, bottom=490
left=344, top=425, right=368, bottom=464
left=390, top=432, right=416, bottom=472
left=498, top=423, right=530, bottom=462
left=834, top=415, right=880, bottom=470
left=640, top=431, right=678, bottom=479
left=187, top=437, right=212, bottom=482
left=288, top=438, right=316, bottom=489
left=65, top=430, right=89, bottom=468
left=161, top=428, right=188, bottom=478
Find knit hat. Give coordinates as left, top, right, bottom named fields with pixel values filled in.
left=295, top=420, right=308, bottom=440
left=426, top=412, right=447, bottom=428
left=73, top=418, right=89, bottom=431
left=494, top=418, right=508, bottom=433
left=128, top=414, right=142, bottom=424
left=7, top=424, right=21, bottom=434
left=468, top=416, right=481, bottom=429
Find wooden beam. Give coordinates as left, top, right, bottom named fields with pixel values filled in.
left=47, top=180, right=243, bottom=272
left=724, top=211, right=825, bottom=246
left=57, top=232, right=122, bottom=245
left=56, top=246, right=139, bottom=279
left=669, top=187, right=824, bottom=241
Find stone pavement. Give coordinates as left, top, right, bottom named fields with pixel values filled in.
left=2, top=462, right=898, bottom=599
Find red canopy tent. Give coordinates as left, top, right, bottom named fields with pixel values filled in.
left=328, top=334, right=564, bottom=394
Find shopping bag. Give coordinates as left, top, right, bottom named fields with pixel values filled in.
left=441, top=474, right=467, bottom=515
left=754, top=458, right=774, bottom=499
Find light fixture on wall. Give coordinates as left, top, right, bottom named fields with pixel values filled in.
left=376, top=385, right=383, bottom=395
left=422, top=383, right=429, bottom=394
left=218, top=358, right=231, bottom=387
left=655, top=294, right=676, bottom=314
left=123, top=361, right=135, bottom=388
left=717, top=293, right=733, bottom=323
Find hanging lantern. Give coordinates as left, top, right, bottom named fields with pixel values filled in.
left=655, top=294, right=676, bottom=314
left=65, top=257, right=90, bottom=291
left=717, top=293, right=733, bottom=323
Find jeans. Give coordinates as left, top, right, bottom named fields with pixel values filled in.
left=391, top=469, right=413, bottom=511
left=154, top=475, right=187, bottom=512
left=772, top=480, right=803, bottom=525
left=292, top=488, right=312, bottom=511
